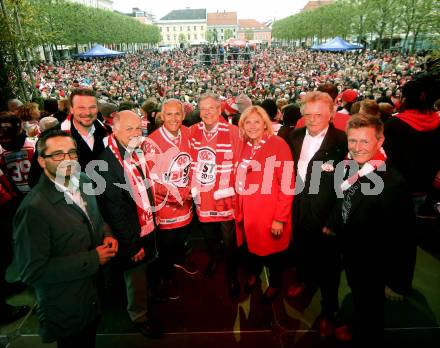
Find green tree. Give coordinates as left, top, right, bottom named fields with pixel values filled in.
left=0, top=0, right=45, bottom=105
left=178, top=32, right=187, bottom=45
left=369, top=0, right=400, bottom=50
left=400, top=0, right=437, bottom=53
left=244, top=30, right=254, bottom=41
left=224, top=28, right=234, bottom=40
left=205, top=29, right=214, bottom=43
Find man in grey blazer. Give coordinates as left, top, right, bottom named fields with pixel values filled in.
left=8, top=130, right=117, bottom=348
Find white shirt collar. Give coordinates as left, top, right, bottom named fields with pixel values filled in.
left=202, top=122, right=218, bottom=134
left=305, top=126, right=329, bottom=139
left=162, top=126, right=181, bottom=140
left=73, top=119, right=95, bottom=137
left=50, top=174, right=80, bottom=195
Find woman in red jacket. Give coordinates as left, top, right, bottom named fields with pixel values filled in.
left=235, top=106, right=295, bottom=303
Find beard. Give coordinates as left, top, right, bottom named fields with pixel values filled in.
left=76, top=114, right=96, bottom=128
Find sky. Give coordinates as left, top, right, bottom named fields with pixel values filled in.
left=112, top=0, right=309, bottom=22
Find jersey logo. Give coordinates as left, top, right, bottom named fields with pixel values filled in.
left=163, top=152, right=191, bottom=188
left=195, top=147, right=216, bottom=185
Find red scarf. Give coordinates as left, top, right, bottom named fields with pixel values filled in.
left=235, top=135, right=270, bottom=222
left=108, top=135, right=154, bottom=237
left=396, top=110, right=440, bottom=131
left=341, top=147, right=387, bottom=192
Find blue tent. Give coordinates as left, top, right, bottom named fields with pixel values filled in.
left=311, top=36, right=363, bottom=51
left=76, top=44, right=125, bottom=58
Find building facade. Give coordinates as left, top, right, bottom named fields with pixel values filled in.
left=131, top=7, right=154, bottom=25
left=237, top=19, right=271, bottom=44
left=301, top=0, right=334, bottom=12
left=156, top=8, right=207, bottom=47
left=206, top=11, right=238, bottom=44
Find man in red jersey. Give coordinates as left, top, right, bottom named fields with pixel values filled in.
left=190, top=93, right=241, bottom=299
left=144, top=99, right=197, bottom=300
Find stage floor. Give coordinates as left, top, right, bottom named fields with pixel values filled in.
left=2, top=218, right=439, bottom=348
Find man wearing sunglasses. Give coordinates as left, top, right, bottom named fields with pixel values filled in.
left=8, top=129, right=117, bottom=347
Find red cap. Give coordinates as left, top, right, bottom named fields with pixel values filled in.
left=341, top=89, right=358, bottom=103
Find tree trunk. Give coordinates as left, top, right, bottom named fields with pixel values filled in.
left=402, top=28, right=411, bottom=53
left=358, top=15, right=365, bottom=44
left=389, top=25, right=394, bottom=50
left=42, top=44, right=49, bottom=62
left=49, top=45, right=54, bottom=63
left=411, top=24, right=421, bottom=53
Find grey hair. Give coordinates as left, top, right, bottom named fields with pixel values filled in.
left=161, top=98, right=185, bottom=115
left=198, top=93, right=221, bottom=106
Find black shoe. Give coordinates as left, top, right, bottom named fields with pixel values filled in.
left=149, top=283, right=169, bottom=303
left=228, top=277, right=240, bottom=300
left=134, top=320, right=163, bottom=339
left=261, top=287, right=280, bottom=304
left=0, top=304, right=30, bottom=325
left=164, top=279, right=180, bottom=301
left=3, top=282, right=27, bottom=297
left=204, top=257, right=219, bottom=278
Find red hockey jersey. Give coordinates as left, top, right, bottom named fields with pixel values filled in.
left=0, top=138, right=36, bottom=194
left=144, top=126, right=193, bottom=229
left=189, top=121, right=240, bottom=222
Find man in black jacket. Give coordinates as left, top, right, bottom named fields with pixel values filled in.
left=8, top=130, right=117, bottom=347
left=61, top=88, right=108, bottom=171
left=325, top=113, right=416, bottom=346
left=96, top=110, right=158, bottom=337
left=287, top=91, right=347, bottom=338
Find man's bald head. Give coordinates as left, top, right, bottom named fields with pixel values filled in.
left=113, top=110, right=142, bottom=148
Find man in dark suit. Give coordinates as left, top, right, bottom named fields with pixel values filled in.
left=61, top=88, right=108, bottom=171
left=96, top=110, right=158, bottom=337
left=324, top=113, right=416, bottom=345
left=8, top=130, right=117, bottom=347
left=286, top=91, right=347, bottom=337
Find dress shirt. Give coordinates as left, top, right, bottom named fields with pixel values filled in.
left=297, top=126, right=328, bottom=182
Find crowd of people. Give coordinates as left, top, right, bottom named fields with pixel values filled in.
left=31, top=47, right=421, bottom=108
left=1, top=46, right=439, bottom=348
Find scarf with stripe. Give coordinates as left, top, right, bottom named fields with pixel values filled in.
left=108, top=134, right=154, bottom=237
left=341, top=147, right=387, bottom=192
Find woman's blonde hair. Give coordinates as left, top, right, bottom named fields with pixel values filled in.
left=238, top=105, right=274, bottom=141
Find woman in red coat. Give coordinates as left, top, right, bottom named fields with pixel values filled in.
left=235, top=105, right=295, bottom=303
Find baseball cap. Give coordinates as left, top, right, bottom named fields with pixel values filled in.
left=341, top=89, right=358, bottom=103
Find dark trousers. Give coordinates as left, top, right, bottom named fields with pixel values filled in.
left=56, top=318, right=98, bottom=348
left=0, top=199, right=20, bottom=307
left=344, top=255, right=384, bottom=346
left=157, top=225, right=190, bottom=280
left=293, top=229, right=341, bottom=316
left=247, top=250, right=285, bottom=289
left=200, top=220, right=238, bottom=278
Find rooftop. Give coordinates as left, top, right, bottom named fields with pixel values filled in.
left=302, top=0, right=334, bottom=11
left=238, top=19, right=267, bottom=30
left=207, top=11, right=237, bottom=26
left=160, top=8, right=206, bottom=21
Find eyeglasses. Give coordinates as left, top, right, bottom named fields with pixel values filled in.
left=42, top=150, right=78, bottom=161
